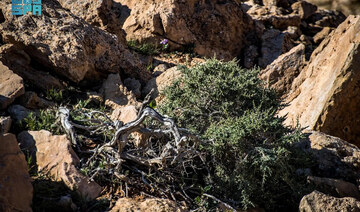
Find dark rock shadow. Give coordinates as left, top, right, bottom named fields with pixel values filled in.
left=297, top=132, right=360, bottom=191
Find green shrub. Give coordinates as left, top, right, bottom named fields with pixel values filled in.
left=160, top=59, right=313, bottom=210
left=127, top=40, right=160, bottom=55
left=160, top=59, right=279, bottom=134
left=23, top=109, right=61, bottom=134
left=46, top=88, right=63, bottom=103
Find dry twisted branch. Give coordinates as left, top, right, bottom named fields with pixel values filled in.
left=58, top=99, right=204, bottom=203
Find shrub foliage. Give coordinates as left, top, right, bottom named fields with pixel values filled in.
left=160, top=59, right=312, bottom=210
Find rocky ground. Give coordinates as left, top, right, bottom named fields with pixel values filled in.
left=1, top=0, right=360, bottom=211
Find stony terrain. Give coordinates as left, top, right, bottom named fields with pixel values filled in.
left=0, top=0, right=360, bottom=211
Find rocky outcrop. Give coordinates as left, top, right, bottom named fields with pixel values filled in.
left=299, top=191, right=360, bottom=212
left=0, top=61, right=24, bottom=110
left=280, top=15, right=360, bottom=145
left=260, top=43, right=306, bottom=95
left=0, top=0, right=150, bottom=83
left=117, top=0, right=254, bottom=60
left=110, top=198, right=187, bottom=212
left=301, top=131, right=360, bottom=183
left=246, top=5, right=301, bottom=30
left=306, top=0, right=360, bottom=16
left=0, top=133, right=33, bottom=212
left=100, top=74, right=138, bottom=109
left=307, top=176, right=360, bottom=199
left=291, top=1, right=318, bottom=19
left=0, top=44, right=64, bottom=91
left=243, top=0, right=345, bottom=67
left=17, top=130, right=102, bottom=200
left=58, top=0, right=126, bottom=41
left=142, top=66, right=183, bottom=101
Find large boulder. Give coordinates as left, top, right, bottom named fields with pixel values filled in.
left=307, top=176, right=360, bottom=199
left=17, top=130, right=102, bottom=200
left=0, top=0, right=150, bottom=83
left=0, top=44, right=64, bottom=91
left=117, top=0, right=254, bottom=60
left=57, top=0, right=126, bottom=40
left=0, top=61, right=24, bottom=110
left=280, top=15, right=360, bottom=145
left=260, top=43, right=306, bottom=96
left=299, top=191, right=360, bottom=212
left=300, top=131, right=360, bottom=184
left=0, top=133, right=33, bottom=212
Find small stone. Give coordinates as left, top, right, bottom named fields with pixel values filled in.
left=152, top=64, right=169, bottom=77
left=7, top=105, right=31, bottom=122
left=0, top=116, right=11, bottom=134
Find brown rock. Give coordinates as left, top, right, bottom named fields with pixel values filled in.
left=111, top=105, right=138, bottom=124
left=299, top=191, right=360, bottom=212
left=0, top=116, right=11, bottom=134
left=142, top=66, right=183, bottom=101
left=153, top=64, right=170, bottom=77
left=301, top=131, right=360, bottom=183
left=260, top=43, right=305, bottom=96
left=258, top=29, right=294, bottom=68
left=263, top=0, right=289, bottom=7
left=18, top=91, right=54, bottom=109
left=284, top=26, right=302, bottom=39
left=110, top=198, right=187, bottom=212
left=313, top=27, right=333, bottom=44
left=100, top=74, right=138, bottom=109
left=0, top=44, right=64, bottom=91
left=306, top=0, right=360, bottom=16
left=17, top=130, right=102, bottom=200
left=118, top=0, right=254, bottom=60
left=57, top=0, right=126, bottom=41
left=0, top=0, right=150, bottom=83
left=110, top=105, right=149, bottom=147
left=307, top=176, right=360, bottom=199
left=291, top=1, right=318, bottom=20
left=280, top=16, right=360, bottom=145
left=247, top=5, right=301, bottom=30
left=306, top=9, right=346, bottom=28
left=0, top=133, right=33, bottom=212
left=331, top=0, right=360, bottom=16
left=0, top=61, right=24, bottom=109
